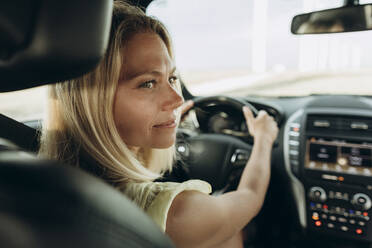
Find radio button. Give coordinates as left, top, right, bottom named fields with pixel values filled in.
left=327, top=223, right=335, bottom=229
left=338, top=217, right=347, bottom=223
left=343, top=193, right=349, bottom=201
left=335, top=192, right=343, bottom=200
left=358, top=221, right=366, bottom=226
left=340, top=226, right=349, bottom=232
left=351, top=193, right=372, bottom=210
left=310, top=202, right=316, bottom=210
left=358, top=197, right=367, bottom=204
left=312, top=212, right=319, bottom=221
left=329, top=191, right=334, bottom=199
left=309, top=186, right=327, bottom=202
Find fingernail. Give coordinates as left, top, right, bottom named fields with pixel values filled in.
left=243, top=106, right=249, bottom=112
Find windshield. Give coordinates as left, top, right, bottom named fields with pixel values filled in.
left=148, top=0, right=372, bottom=97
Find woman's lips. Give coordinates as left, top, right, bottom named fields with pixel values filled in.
left=153, top=119, right=176, bottom=128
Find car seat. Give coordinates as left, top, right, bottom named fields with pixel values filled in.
left=0, top=1, right=174, bottom=247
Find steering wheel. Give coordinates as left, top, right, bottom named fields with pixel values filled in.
left=177, top=96, right=258, bottom=192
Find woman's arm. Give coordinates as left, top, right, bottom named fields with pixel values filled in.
left=166, top=107, right=278, bottom=248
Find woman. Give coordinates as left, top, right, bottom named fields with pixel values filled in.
left=39, top=1, right=278, bottom=247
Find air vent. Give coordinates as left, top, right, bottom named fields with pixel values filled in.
left=306, top=115, right=372, bottom=133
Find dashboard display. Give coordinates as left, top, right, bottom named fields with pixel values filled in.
left=305, top=137, right=372, bottom=176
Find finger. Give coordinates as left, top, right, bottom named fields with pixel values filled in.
left=257, top=110, right=267, bottom=118
left=243, top=106, right=253, bottom=119
left=181, top=100, right=194, bottom=115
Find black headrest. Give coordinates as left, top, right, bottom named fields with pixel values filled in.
left=0, top=0, right=112, bottom=92
left=0, top=147, right=174, bottom=248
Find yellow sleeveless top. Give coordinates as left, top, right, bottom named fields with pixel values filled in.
left=121, top=179, right=212, bottom=232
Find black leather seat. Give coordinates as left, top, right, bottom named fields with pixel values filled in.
left=0, top=1, right=174, bottom=247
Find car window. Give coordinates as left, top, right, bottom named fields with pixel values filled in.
left=0, top=86, right=47, bottom=122
left=148, top=0, right=372, bottom=97
left=2, top=0, right=372, bottom=122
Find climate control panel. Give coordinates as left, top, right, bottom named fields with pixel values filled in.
left=307, top=185, right=371, bottom=239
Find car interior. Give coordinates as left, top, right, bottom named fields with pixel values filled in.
left=2, top=0, right=372, bottom=248
left=0, top=1, right=173, bottom=247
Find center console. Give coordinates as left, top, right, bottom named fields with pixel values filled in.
left=285, top=108, right=372, bottom=242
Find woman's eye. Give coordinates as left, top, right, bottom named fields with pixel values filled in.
left=139, top=80, right=155, bottom=89
left=169, top=76, right=179, bottom=85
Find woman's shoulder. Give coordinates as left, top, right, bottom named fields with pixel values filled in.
left=122, top=179, right=212, bottom=231
left=122, top=179, right=212, bottom=209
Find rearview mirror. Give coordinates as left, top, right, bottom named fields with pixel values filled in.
left=291, top=4, right=372, bottom=34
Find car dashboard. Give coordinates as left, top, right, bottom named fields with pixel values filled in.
left=180, top=94, right=372, bottom=247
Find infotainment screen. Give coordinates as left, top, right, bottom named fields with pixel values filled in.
left=305, top=137, right=372, bottom=176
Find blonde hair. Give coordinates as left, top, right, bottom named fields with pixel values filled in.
left=38, top=1, right=179, bottom=185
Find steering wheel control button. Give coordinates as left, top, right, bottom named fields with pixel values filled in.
left=176, top=143, right=189, bottom=157
left=308, top=186, right=327, bottom=202
left=351, top=193, right=372, bottom=210
left=230, top=149, right=250, bottom=166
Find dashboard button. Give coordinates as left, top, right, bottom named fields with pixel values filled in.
left=335, top=192, right=343, bottom=200
left=327, top=223, right=335, bottom=229
left=351, top=193, right=372, bottom=210
left=289, top=150, right=299, bottom=156
left=289, top=131, right=299, bottom=137
left=308, top=187, right=327, bottom=202
left=338, top=217, right=347, bottom=223
left=340, top=226, right=349, bottom=232
left=328, top=191, right=334, bottom=199
left=358, top=221, right=366, bottom=226
left=356, top=228, right=363, bottom=235
left=289, top=140, right=299, bottom=146
left=349, top=219, right=356, bottom=224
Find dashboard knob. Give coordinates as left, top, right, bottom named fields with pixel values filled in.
left=351, top=193, right=372, bottom=210
left=308, top=186, right=327, bottom=202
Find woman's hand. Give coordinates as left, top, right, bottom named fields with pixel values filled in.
left=243, top=106, right=278, bottom=145
left=180, top=100, right=194, bottom=121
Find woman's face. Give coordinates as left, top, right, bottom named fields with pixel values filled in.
left=114, top=32, right=183, bottom=149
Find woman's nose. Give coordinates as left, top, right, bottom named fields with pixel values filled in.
left=162, top=84, right=184, bottom=111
